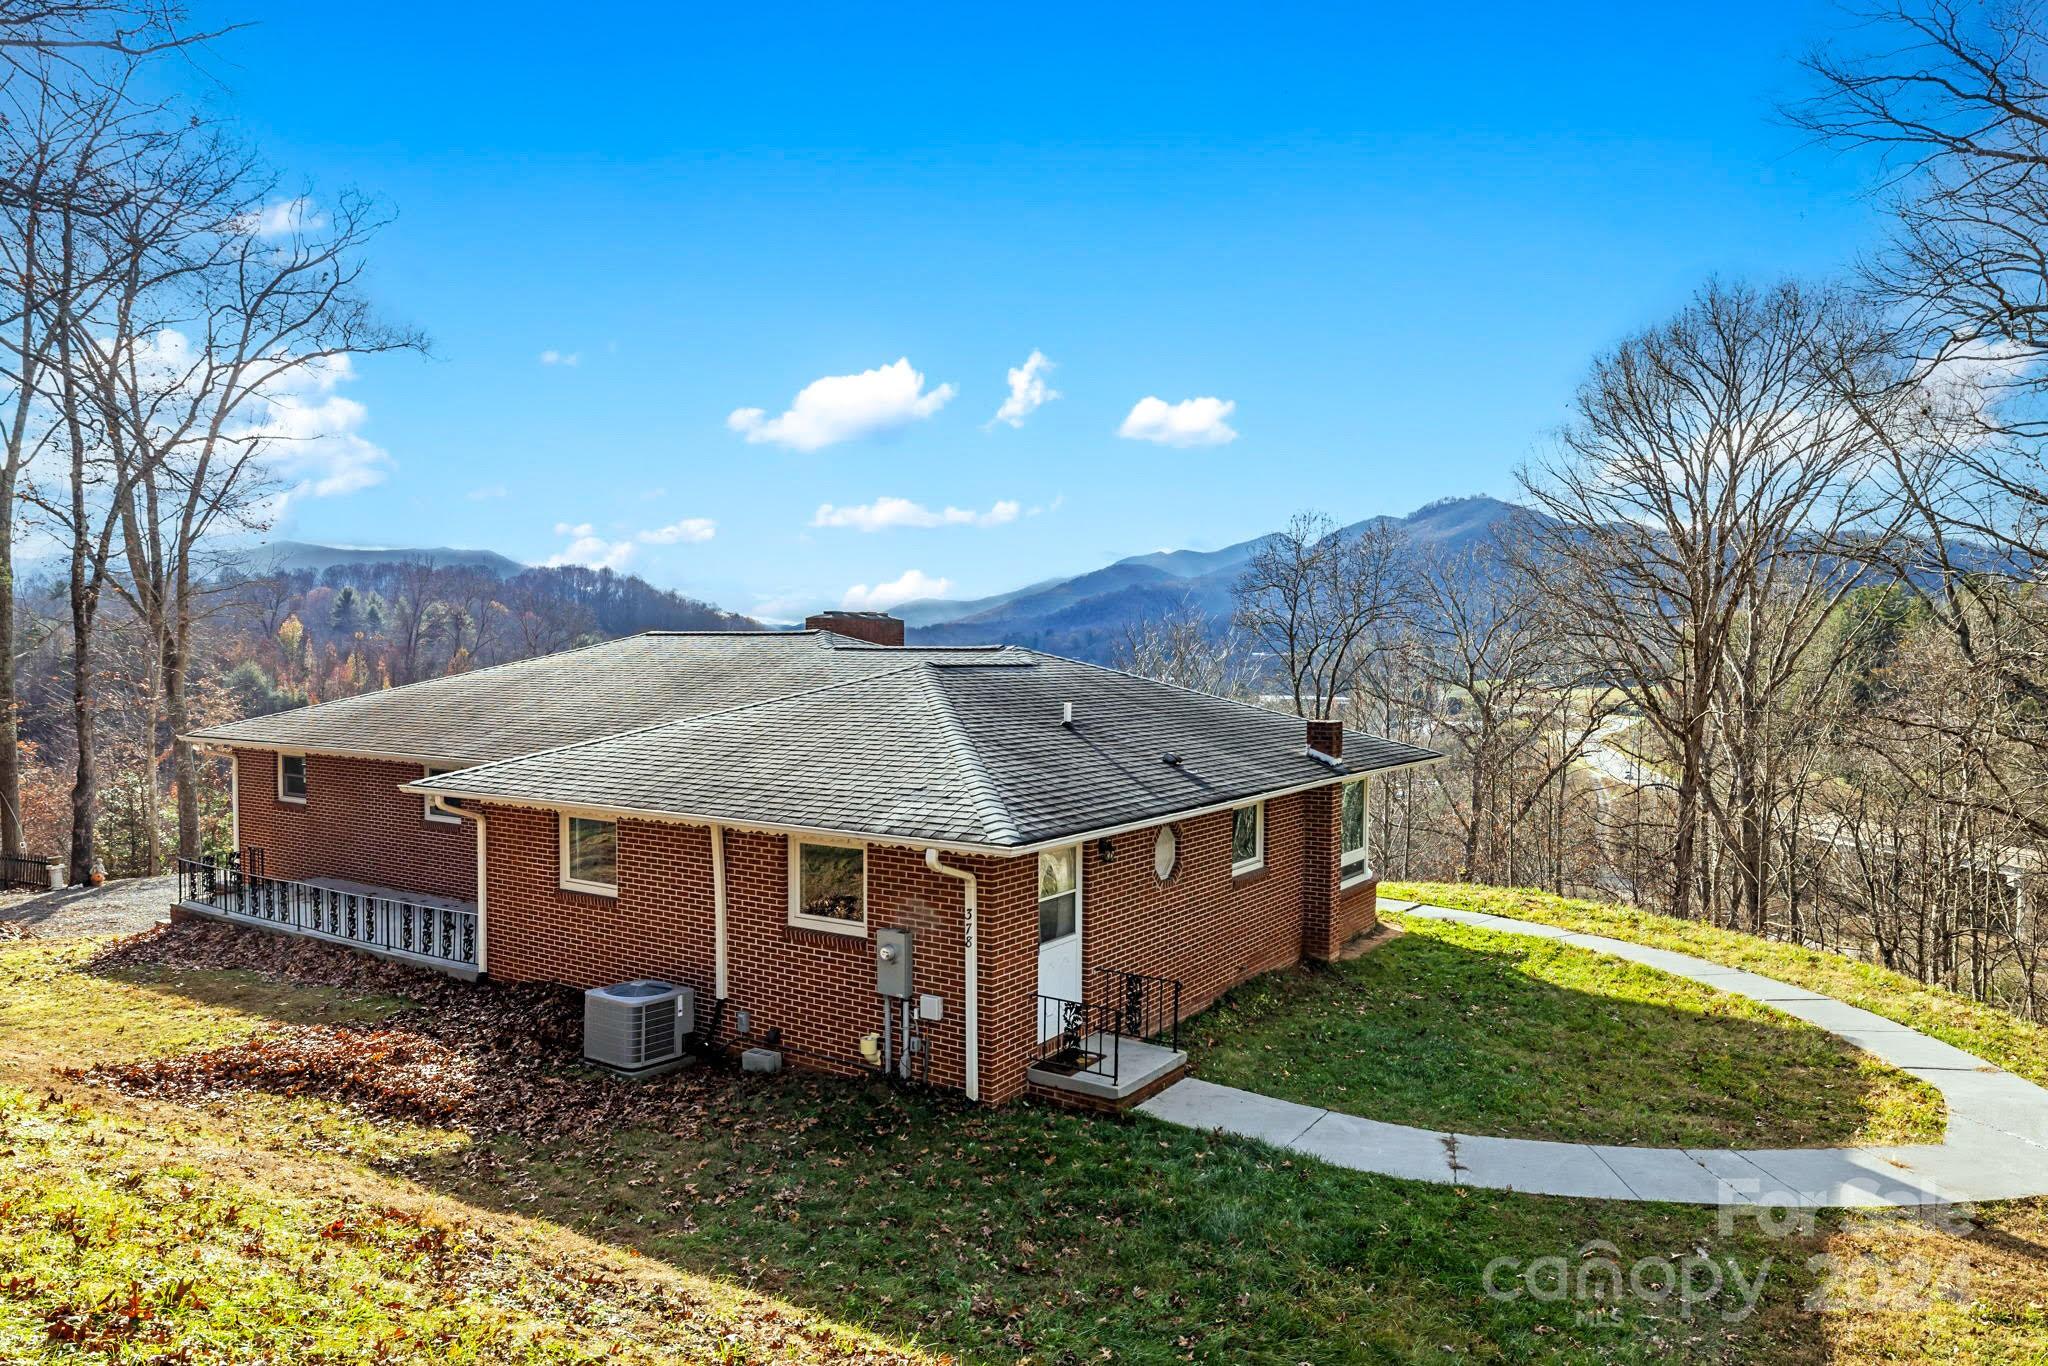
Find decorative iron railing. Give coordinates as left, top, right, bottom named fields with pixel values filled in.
left=176, top=854, right=479, bottom=973
left=1035, top=993, right=1124, bottom=1084
left=1094, top=966, right=1182, bottom=1052
left=1032, top=967, right=1184, bottom=1088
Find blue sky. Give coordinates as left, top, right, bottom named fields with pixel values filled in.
left=187, top=1, right=1886, bottom=619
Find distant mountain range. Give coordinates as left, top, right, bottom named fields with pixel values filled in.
left=900, top=495, right=1524, bottom=659
left=220, top=540, right=528, bottom=578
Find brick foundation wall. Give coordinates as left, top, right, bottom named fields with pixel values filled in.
left=231, top=749, right=476, bottom=902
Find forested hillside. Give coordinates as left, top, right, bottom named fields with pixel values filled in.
left=11, top=558, right=754, bottom=877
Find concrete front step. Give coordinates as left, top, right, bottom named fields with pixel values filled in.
left=1027, top=1032, right=1188, bottom=1107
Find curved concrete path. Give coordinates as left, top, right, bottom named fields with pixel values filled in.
left=1137, top=900, right=2048, bottom=1207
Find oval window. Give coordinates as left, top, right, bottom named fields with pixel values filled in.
left=1153, top=825, right=1179, bottom=882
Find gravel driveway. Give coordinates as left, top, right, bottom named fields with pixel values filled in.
left=0, top=874, right=174, bottom=938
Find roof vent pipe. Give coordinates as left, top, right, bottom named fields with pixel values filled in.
left=1061, top=702, right=1073, bottom=728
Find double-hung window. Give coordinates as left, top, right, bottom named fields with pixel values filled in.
left=1340, top=778, right=1370, bottom=885
left=790, top=838, right=866, bottom=934
left=277, top=753, right=308, bottom=804
left=1038, top=846, right=1079, bottom=943
left=1231, top=802, right=1265, bottom=875
left=560, top=814, right=618, bottom=895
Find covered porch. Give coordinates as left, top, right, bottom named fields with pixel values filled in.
left=175, top=853, right=481, bottom=978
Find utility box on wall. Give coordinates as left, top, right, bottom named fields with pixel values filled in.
left=876, top=927, right=914, bottom=998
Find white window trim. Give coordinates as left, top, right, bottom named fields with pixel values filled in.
left=1036, top=844, right=1083, bottom=945
left=1231, top=802, right=1266, bottom=876
left=423, top=765, right=461, bottom=824
left=276, top=752, right=307, bottom=805
left=787, top=835, right=868, bottom=936
left=1340, top=777, right=1372, bottom=887
left=558, top=811, right=618, bottom=896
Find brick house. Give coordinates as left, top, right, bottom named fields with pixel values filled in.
left=181, top=613, right=1439, bottom=1105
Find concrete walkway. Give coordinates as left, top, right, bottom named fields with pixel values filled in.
left=1137, top=900, right=2048, bottom=1207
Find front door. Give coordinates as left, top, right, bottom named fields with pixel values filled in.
left=1036, top=845, right=1082, bottom=1041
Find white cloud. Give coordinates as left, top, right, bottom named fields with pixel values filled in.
left=811, top=496, right=1020, bottom=532
left=728, top=357, right=956, bottom=451
left=988, top=349, right=1058, bottom=429
left=239, top=197, right=328, bottom=239
left=539, top=349, right=581, bottom=367
left=113, top=331, right=389, bottom=511
left=842, top=569, right=951, bottom=610
left=1117, top=395, right=1238, bottom=447
left=637, top=517, right=717, bottom=544
left=466, top=483, right=508, bottom=501
left=544, top=522, right=635, bottom=571
left=244, top=353, right=395, bottom=501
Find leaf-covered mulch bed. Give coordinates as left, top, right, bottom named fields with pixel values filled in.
left=70, top=921, right=842, bottom=1148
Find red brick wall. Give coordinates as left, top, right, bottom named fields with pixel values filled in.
left=1078, top=793, right=1319, bottom=1016
left=975, top=787, right=1379, bottom=1102
left=231, top=749, right=476, bottom=902
left=478, top=805, right=1014, bottom=1094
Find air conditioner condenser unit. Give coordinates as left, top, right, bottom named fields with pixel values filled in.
left=584, top=979, right=692, bottom=1074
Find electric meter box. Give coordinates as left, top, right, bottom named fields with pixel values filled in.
left=875, top=928, right=914, bottom=998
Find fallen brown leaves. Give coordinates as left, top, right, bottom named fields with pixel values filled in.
left=72, top=920, right=824, bottom=1148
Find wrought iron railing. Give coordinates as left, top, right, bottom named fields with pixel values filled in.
left=176, top=854, right=479, bottom=973
left=0, top=852, right=61, bottom=891
left=1035, top=993, right=1124, bottom=1084
left=1094, top=966, right=1182, bottom=1052
left=1032, top=967, right=1184, bottom=1088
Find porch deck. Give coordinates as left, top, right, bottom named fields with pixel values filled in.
left=175, top=855, right=480, bottom=978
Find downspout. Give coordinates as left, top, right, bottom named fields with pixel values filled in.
left=924, top=847, right=979, bottom=1102
left=430, top=795, right=488, bottom=975
left=711, top=822, right=728, bottom=998
left=229, top=753, right=240, bottom=853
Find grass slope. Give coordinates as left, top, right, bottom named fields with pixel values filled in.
left=1382, top=883, right=2048, bottom=1091
left=1183, top=915, right=1942, bottom=1147
left=0, top=907, right=2043, bottom=1362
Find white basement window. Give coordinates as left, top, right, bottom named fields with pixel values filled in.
left=1340, top=777, right=1370, bottom=886
left=559, top=814, right=618, bottom=895
left=789, top=837, right=866, bottom=935
left=277, top=753, right=308, bottom=804
left=423, top=765, right=461, bottom=824
left=1231, top=801, right=1265, bottom=875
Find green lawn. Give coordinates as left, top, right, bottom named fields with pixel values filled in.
left=1181, top=914, right=1943, bottom=1147
left=2, top=913, right=2046, bottom=1364
left=1382, top=882, right=2048, bottom=1091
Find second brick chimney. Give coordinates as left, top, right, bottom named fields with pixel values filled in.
left=1306, top=718, right=1343, bottom=759
left=804, top=610, right=905, bottom=647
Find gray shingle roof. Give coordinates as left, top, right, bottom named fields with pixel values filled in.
left=406, top=645, right=1440, bottom=849
left=184, top=631, right=1027, bottom=766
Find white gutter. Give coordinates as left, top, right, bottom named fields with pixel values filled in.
left=924, top=848, right=980, bottom=1102
left=429, top=795, right=489, bottom=975
left=711, top=823, right=729, bottom=999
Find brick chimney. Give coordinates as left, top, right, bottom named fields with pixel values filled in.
left=1306, top=718, right=1343, bottom=758
left=805, top=610, right=905, bottom=647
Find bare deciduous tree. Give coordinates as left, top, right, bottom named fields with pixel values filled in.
left=1521, top=278, right=1909, bottom=923
left=1232, top=512, right=1407, bottom=719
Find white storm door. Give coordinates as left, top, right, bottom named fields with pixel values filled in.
left=1036, top=846, right=1083, bottom=1040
